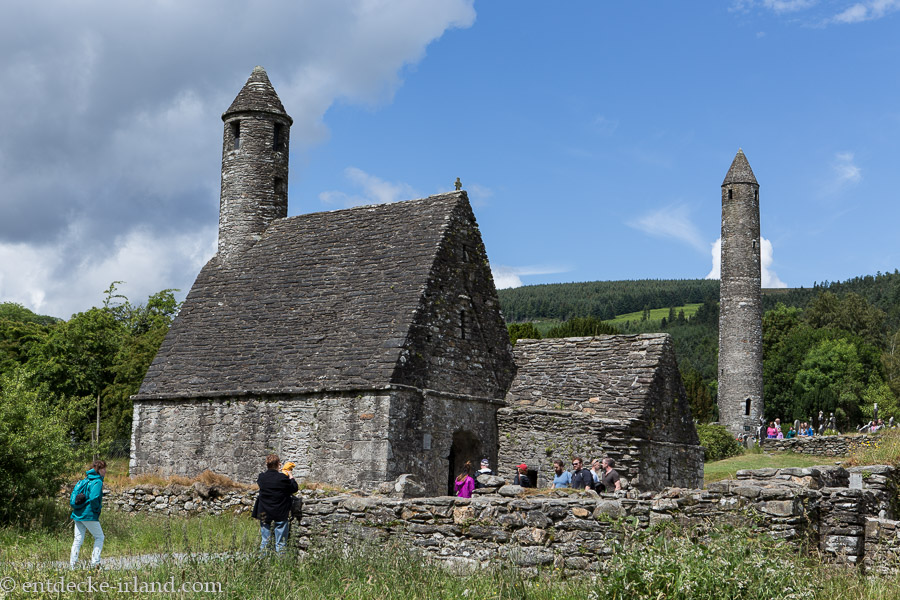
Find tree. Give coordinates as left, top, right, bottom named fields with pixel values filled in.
left=545, top=317, right=620, bottom=338
left=507, top=322, right=542, bottom=345
left=0, top=368, right=84, bottom=523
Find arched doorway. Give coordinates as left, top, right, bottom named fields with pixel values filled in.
left=447, top=429, right=482, bottom=495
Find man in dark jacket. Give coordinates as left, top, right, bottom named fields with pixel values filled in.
left=256, top=454, right=299, bottom=554
left=570, top=457, right=593, bottom=491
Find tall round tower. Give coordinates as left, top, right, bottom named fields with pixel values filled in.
left=717, top=149, right=763, bottom=437
left=218, top=66, right=292, bottom=259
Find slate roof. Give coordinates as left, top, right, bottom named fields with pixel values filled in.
left=505, top=334, right=677, bottom=422
left=136, top=192, right=469, bottom=399
left=223, top=66, right=292, bottom=123
left=722, top=148, right=757, bottom=186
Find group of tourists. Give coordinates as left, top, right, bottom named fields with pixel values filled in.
left=453, top=456, right=621, bottom=499
left=765, top=418, right=817, bottom=439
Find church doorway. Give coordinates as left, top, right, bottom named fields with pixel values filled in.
left=447, top=429, right=482, bottom=496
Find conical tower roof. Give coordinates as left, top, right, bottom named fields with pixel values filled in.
left=222, top=66, right=292, bottom=124
left=722, top=149, right=757, bottom=186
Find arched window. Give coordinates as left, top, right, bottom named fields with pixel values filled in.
left=273, top=123, right=285, bottom=152
left=745, top=398, right=751, bottom=416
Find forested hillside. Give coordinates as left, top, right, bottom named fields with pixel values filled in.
left=500, top=271, right=900, bottom=430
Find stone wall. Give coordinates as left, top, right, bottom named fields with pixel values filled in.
left=131, top=389, right=501, bottom=497
left=760, top=434, right=876, bottom=457
left=104, top=465, right=900, bottom=574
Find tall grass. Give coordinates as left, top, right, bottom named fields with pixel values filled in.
left=5, top=514, right=900, bottom=599
left=847, top=428, right=900, bottom=467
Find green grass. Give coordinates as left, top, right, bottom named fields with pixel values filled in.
left=3, top=516, right=900, bottom=599
left=704, top=451, right=841, bottom=485
left=0, top=503, right=258, bottom=563
left=607, top=303, right=702, bottom=327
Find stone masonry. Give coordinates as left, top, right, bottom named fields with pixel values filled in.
left=718, top=149, right=764, bottom=438
left=131, top=68, right=516, bottom=497
left=499, top=335, right=703, bottom=490
left=104, top=464, right=900, bottom=575
left=761, top=434, right=877, bottom=457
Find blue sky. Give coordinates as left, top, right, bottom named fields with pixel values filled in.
left=1, top=1, right=899, bottom=318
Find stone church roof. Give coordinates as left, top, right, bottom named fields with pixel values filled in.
left=506, top=334, right=690, bottom=426
left=136, top=192, right=473, bottom=399
left=223, top=66, right=292, bottom=123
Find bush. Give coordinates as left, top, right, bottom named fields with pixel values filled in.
left=0, top=368, right=82, bottom=524
left=695, top=423, right=743, bottom=462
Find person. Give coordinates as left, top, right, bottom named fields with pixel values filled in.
left=806, top=423, right=815, bottom=436
left=454, top=461, right=475, bottom=498
left=786, top=427, right=797, bottom=439
left=590, top=459, right=604, bottom=489
left=766, top=422, right=777, bottom=438
left=599, top=457, right=622, bottom=493
left=473, top=458, right=494, bottom=489
left=551, top=459, right=572, bottom=488
left=255, top=454, right=298, bottom=554
left=70, top=459, right=107, bottom=569
left=570, top=457, right=593, bottom=491
left=774, top=418, right=782, bottom=434
left=513, top=463, right=531, bottom=488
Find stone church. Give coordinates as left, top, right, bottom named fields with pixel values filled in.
left=130, top=67, right=702, bottom=495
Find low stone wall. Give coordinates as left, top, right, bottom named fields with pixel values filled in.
left=760, top=434, right=875, bottom=456
left=101, top=465, right=900, bottom=574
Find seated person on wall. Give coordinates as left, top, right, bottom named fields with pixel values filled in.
left=474, top=458, right=494, bottom=489
left=786, top=427, right=797, bottom=439
left=570, top=457, right=593, bottom=491
left=599, top=457, right=621, bottom=493
left=767, top=423, right=777, bottom=438
left=551, top=459, right=571, bottom=488
left=253, top=453, right=298, bottom=555
left=513, top=463, right=531, bottom=488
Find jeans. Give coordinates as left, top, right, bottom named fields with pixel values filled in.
left=70, top=520, right=104, bottom=568
left=259, top=519, right=290, bottom=554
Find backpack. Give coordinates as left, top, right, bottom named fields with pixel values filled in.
left=70, top=478, right=91, bottom=508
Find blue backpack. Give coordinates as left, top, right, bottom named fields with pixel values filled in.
left=70, top=478, right=91, bottom=508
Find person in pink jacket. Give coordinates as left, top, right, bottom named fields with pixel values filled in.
left=454, top=461, right=475, bottom=498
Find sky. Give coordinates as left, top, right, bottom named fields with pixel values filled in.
left=1, top=0, right=899, bottom=319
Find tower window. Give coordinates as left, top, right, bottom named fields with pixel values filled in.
left=274, top=177, right=285, bottom=199
left=667, top=457, right=672, bottom=480
left=231, top=121, right=240, bottom=150
left=460, top=310, right=466, bottom=339
left=274, top=123, right=285, bottom=152
left=755, top=189, right=759, bottom=201
left=728, top=189, right=733, bottom=199
left=745, top=398, right=751, bottom=416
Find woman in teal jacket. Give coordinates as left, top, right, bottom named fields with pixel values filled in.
left=69, top=460, right=106, bottom=569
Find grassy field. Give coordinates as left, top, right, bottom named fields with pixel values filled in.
left=606, top=303, right=702, bottom=327
left=525, top=303, right=702, bottom=336
left=703, top=451, right=841, bottom=484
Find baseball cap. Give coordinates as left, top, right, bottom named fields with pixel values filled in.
left=517, top=463, right=527, bottom=470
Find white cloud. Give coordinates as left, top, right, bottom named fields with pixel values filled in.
left=832, top=0, right=900, bottom=23
left=319, top=167, right=419, bottom=208
left=705, top=237, right=787, bottom=288
left=0, top=223, right=216, bottom=319
left=832, top=152, right=862, bottom=185
left=627, top=204, right=706, bottom=252
left=491, top=265, right=570, bottom=289
left=591, top=115, right=619, bottom=135
left=0, top=0, right=476, bottom=317
left=764, top=0, right=818, bottom=13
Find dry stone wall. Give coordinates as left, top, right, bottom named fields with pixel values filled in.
left=103, top=465, right=900, bottom=574
left=760, top=434, right=876, bottom=457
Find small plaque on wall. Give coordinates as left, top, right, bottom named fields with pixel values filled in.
left=423, top=433, right=432, bottom=450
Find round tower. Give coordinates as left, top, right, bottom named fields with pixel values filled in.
left=717, top=149, right=763, bottom=437
left=218, top=66, right=292, bottom=258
